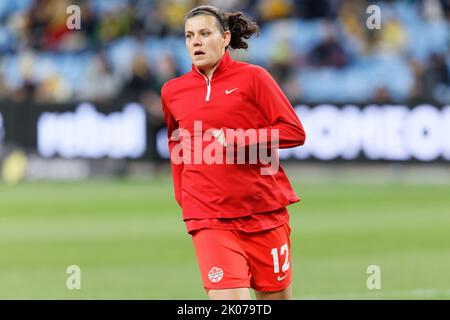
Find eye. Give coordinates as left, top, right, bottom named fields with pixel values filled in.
left=185, top=34, right=192, bottom=39
left=201, top=31, right=210, bottom=37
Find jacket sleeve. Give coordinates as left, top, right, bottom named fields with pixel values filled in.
left=225, top=67, right=306, bottom=149
left=161, top=84, right=183, bottom=207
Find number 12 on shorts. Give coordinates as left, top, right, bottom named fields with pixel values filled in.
left=271, top=243, right=290, bottom=273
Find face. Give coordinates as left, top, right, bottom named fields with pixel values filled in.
left=185, top=15, right=231, bottom=72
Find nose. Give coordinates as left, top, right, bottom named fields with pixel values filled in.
left=192, top=35, right=202, bottom=47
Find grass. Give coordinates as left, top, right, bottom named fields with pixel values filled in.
left=0, top=177, right=449, bottom=299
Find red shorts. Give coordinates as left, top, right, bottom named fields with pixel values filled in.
left=191, top=222, right=292, bottom=292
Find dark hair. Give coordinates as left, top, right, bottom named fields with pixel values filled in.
left=184, top=5, right=259, bottom=50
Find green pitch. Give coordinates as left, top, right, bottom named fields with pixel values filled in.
left=0, top=176, right=449, bottom=299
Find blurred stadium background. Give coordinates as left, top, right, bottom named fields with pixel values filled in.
left=0, top=0, right=449, bottom=299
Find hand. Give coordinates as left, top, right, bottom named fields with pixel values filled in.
left=212, top=128, right=227, bottom=147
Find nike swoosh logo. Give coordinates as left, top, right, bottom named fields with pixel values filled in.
left=225, top=88, right=238, bottom=94
left=277, top=274, right=288, bottom=281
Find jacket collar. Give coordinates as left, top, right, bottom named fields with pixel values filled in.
left=192, top=50, right=233, bottom=79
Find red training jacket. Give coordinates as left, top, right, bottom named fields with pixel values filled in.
left=161, top=51, right=306, bottom=221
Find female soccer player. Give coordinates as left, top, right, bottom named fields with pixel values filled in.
left=161, top=5, right=306, bottom=300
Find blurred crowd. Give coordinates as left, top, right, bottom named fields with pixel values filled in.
left=0, top=0, right=449, bottom=119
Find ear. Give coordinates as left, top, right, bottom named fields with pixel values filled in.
left=223, top=31, right=231, bottom=48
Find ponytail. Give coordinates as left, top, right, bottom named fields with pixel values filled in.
left=225, top=12, right=259, bottom=50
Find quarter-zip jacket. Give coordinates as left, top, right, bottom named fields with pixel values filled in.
left=161, top=51, right=306, bottom=221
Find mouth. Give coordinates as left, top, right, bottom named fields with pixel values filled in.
left=194, top=50, right=205, bottom=57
